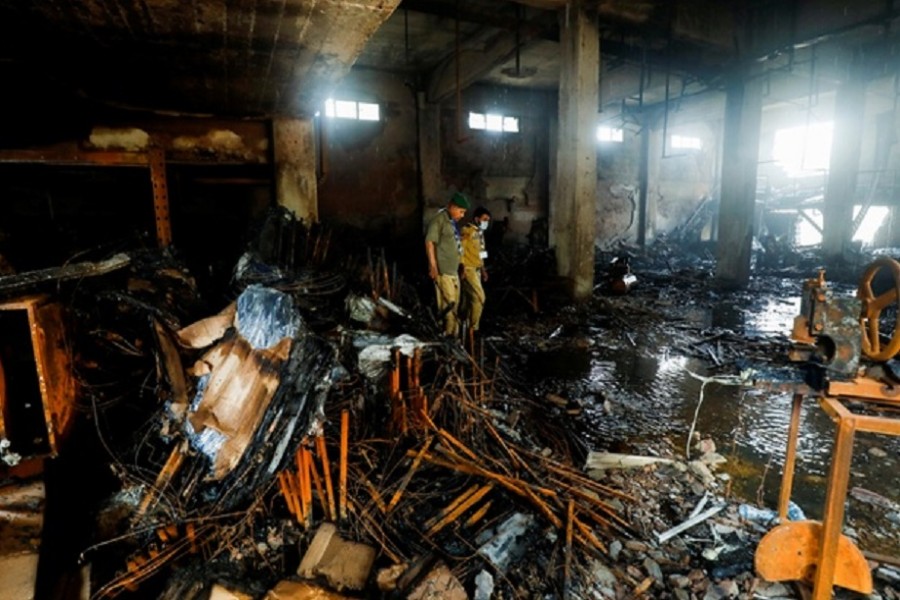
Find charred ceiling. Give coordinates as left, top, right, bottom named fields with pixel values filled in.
left=0, top=0, right=897, bottom=123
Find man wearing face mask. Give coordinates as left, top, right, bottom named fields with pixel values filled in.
left=460, top=207, right=492, bottom=333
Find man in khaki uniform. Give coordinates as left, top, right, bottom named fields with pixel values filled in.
left=460, top=207, right=492, bottom=332
left=425, top=193, right=469, bottom=336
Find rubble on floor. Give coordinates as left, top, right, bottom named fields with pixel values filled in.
left=0, top=221, right=897, bottom=599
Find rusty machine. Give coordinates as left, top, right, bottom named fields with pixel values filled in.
left=754, top=257, right=900, bottom=598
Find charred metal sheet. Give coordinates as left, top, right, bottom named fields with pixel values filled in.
left=0, top=253, right=130, bottom=297
left=185, top=285, right=303, bottom=480
left=176, top=302, right=237, bottom=349
left=127, top=282, right=340, bottom=518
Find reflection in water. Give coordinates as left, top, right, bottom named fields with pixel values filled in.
left=531, top=291, right=899, bottom=554
left=743, top=297, right=801, bottom=336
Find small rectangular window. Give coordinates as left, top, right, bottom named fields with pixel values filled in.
left=323, top=98, right=380, bottom=121
left=671, top=134, right=702, bottom=150
left=358, top=102, right=380, bottom=121
left=597, top=126, right=624, bottom=143
left=485, top=113, right=503, bottom=131
left=469, top=111, right=518, bottom=133
left=335, top=100, right=357, bottom=119
left=502, top=116, right=519, bottom=132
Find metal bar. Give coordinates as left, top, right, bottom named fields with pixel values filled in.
left=778, top=393, right=804, bottom=519
left=293, top=451, right=307, bottom=524
left=360, top=473, right=387, bottom=513
left=465, top=499, right=493, bottom=527
left=426, top=483, right=493, bottom=535
left=812, top=404, right=856, bottom=600
left=316, top=435, right=337, bottom=521
left=821, top=396, right=900, bottom=434
left=148, top=148, right=172, bottom=248
left=136, top=445, right=184, bottom=519
left=339, top=409, right=349, bottom=521
left=423, top=483, right=481, bottom=530
left=828, top=378, right=900, bottom=402
left=307, top=451, right=327, bottom=517
left=573, top=516, right=607, bottom=553
left=0, top=149, right=149, bottom=166
left=386, top=437, right=434, bottom=513
left=797, top=209, right=824, bottom=234
left=301, top=448, right=313, bottom=528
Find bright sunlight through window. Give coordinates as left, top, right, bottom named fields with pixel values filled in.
left=671, top=134, right=702, bottom=150
left=795, top=209, right=823, bottom=247
left=597, top=126, right=624, bottom=143
left=324, top=98, right=380, bottom=121
left=794, top=205, right=889, bottom=247
left=853, top=206, right=889, bottom=245
left=772, top=122, right=832, bottom=177
left=469, top=111, right=519, bottom=133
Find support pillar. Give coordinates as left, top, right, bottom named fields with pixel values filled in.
left=637, top=118, right=651, bottom=247
left=273, top=118, right=318, bottom=223
left=550, top=1, right=598, bottom=301
left=417, top=92, right=444, bottom=223
left=822, top=75, right=865, bottom=258
left=714, top=72, right=763, bottom=289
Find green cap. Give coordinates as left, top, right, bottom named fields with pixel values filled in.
left=450, top=192, right=470, bottom=210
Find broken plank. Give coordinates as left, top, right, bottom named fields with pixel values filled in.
left=657, top=504, right=725, bottom=544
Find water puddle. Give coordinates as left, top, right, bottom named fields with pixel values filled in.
left=527, top=288, right=900, bottom=555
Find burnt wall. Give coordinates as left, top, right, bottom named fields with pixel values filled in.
left=441, top=85, right=554, bottom=244
left=0, top=116, right=273, bottom=298
left=316, top=70, right=419, bottom=243
left=592, top=93, right=724, bottom=246
left=596, top=127, right=642, bottom=244
left=319, top=70, right=722, bottom=250
left=650, top=106, right=722, bottom=239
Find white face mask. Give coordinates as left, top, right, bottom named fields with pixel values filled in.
left=479, top=220, right=490, bottom=231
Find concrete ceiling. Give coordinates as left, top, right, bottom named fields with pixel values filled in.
left=0, top=0, right=402, bottom=118
left=0, top=0, right=897, bottom=125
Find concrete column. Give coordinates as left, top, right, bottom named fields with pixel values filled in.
left=550, top=2, right=598, bottom=301
left=273, top=118, right=318, bottom=223
left=822, top=76, right=865, bottom=258
left=714, top=73, right=763, bottom=289
left=418, top=92, right=444, bottom=222
left=637, top=120, right=650, bottom=247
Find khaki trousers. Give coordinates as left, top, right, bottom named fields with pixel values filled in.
left=434, top=273, right=460, bottom=335
left=460, top=266, right=486, bottom=331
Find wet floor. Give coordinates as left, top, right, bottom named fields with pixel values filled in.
left=527, top=281, right=900, bottom=557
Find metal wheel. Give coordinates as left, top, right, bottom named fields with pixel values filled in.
left=858, top=257, right=900, bottom=361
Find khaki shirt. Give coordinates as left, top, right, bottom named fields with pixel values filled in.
left=461, top=223, right=486, bottom=269
left=425, top=209, right=461, bottom=275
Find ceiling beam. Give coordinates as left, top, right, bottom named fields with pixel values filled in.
left=427, top=29, right=527, bottom=103
left=281, top=0, right=404, bottom=116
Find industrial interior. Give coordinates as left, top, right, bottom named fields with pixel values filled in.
left=0, top=0, right=899, bottom=599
